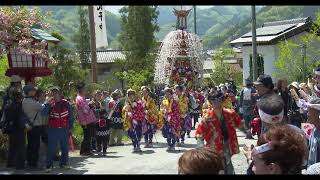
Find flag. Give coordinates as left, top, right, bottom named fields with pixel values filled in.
left=93, top=6, right=108, bottom=49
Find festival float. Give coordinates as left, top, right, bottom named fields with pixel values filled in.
left=154, top=8, right=204, bottom=90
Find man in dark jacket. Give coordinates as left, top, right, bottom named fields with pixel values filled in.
left=4, top=88, right=31, bottom=170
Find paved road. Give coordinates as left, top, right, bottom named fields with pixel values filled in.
left=0, top=129, right=257, bottom=174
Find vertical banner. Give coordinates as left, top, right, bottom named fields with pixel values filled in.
left=94, top=5, right=108, bottom=48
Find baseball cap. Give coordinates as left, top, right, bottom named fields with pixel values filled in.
left=23, top=85, right=36, bottom=95
left=253, top=75, right=273, bottom=87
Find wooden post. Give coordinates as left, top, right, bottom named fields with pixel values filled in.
left=88, top=6, right=98, bottom=83
left=251, top=5, right=258, bottom=81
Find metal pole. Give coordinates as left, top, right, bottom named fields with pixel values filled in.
left=88, top=6, right=98, bottom=83
left=193, top=6, right=197, bottom=34
left=251, top=6, right=258, bottom=81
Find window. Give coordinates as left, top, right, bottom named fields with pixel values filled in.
left=249, top=54, right=264, bottom=81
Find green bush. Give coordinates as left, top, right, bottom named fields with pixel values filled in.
left=0, top=133, right=8, bottom=161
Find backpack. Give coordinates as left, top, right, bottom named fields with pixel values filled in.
left=0, top=99, right=15, bottom=134
left=1, top=100, right=30, bottom=134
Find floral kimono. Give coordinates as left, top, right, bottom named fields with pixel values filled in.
left=123, top=99, right=146, bottom=149
left=160, top=97, right=181, bottom=148
left=142, top=96, right=160, bottom=145
left=176, top=94, right=191, bottom=142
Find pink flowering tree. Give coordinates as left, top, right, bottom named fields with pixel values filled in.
left=0, top=6, right=49, bottom=57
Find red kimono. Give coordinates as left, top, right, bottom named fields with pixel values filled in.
left=195, top=108, right=242, bottom=156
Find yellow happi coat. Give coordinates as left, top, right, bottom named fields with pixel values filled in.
left=122, top=101, right=133, bottom=131
left=142, top=96, right=160, bottom=129
left=177, top=95, right=188, bottom=119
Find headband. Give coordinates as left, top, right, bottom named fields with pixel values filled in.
left=258, top=109, right=284, bottom=124
left=252, top=142, right=272, bottom=156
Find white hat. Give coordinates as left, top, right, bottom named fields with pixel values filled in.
left=10, top=75, right=22, bottom=83
left=289, top=81, right=299, bottom=89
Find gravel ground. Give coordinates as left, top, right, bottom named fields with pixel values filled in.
left=0, top=128, right=257, bottom=175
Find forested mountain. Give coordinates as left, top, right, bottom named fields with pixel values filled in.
left=29, top=6, right=320, bottom=50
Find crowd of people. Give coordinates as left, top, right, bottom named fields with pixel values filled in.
left=1, top=67, right=320, bottom=174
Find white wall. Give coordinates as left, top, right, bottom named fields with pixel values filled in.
left=241, top=30, right=320, bottom=84
left=242, top=45, right=277, bottom=82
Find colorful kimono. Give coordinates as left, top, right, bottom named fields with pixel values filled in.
left=142, top=96, right=159, bottom=145
left=160, top=97, right=181, bottom=148
left=177, top=94, right=190, bottom=143
left=89, top=100, right=110, bottom=153
left=123, top=100, right=146, bottom=149
left=195, top=108, right=242, bottom=174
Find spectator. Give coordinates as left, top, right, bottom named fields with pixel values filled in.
left=178, top=147, right=224, bottom=174
left=22, top=84, right=46, bottom=170
left=288, top=81, right=304, bottom=128
left=34, top=88, right=49, bottom=168
left=45, top=87, right=74, bottom=172
left=1, top=75, right=23, bottom=121
left=253, top=75, right=278, bottom=134
left=239, top=78, right=257, bottom=139
left=4, top=88, right=31, bottom=170
left=306, top=98, right=320, bottom=167
left=253, top=75, right=275, bottom=97
left=251, top=125, right=308, bottom=174
left=75, top=83, right=97, bottom=156
left=277, top=79, right=290, bottom=123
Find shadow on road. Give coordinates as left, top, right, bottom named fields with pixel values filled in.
left=136, top=150, right=155, bottom=155
left=166, top=149, right=187, bottom=154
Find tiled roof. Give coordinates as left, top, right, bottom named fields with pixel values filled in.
left=31, top=28, right=60, bottom=43
left=230, top=17, right=312, bottom=46
left=89, top=50, right=126, bottom=63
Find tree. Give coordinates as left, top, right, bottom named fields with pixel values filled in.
left=0, top=55, right=10, bottom=90
left=210, top=48, right=243, bottom=86
left=0, top=6, right=49, bottom=57
left=274, top=11, right=320, bottom=82
left=116, top=6, right=159, bottom=90
left=37, top=32, right=89, bottom=97
left=73, top=6, right=91, bottom=69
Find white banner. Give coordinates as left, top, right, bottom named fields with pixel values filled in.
left=94, top=6, right=108, bottom=49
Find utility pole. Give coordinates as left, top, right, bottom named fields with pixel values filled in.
left=88, top=6, right=98, bottom=83
left=301, top=43, right=306, bottom=82
left=251, top=5, right=258, bottom=81
left=193, top=5, right=197, bottom=34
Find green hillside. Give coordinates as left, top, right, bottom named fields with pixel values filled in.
left=27, top=6, right=320, bottom=50
left=31, top=6, right=121, bottom=49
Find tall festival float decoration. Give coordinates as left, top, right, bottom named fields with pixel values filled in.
left=154, top=8, right=204, bottom=90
